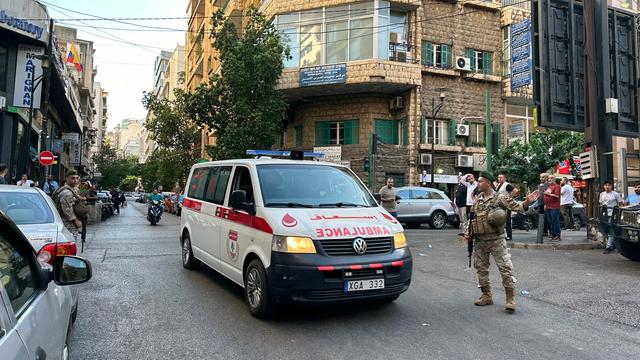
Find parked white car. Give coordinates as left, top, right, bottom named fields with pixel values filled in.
left=0, top=186, right=80, bottom=317
left=0, top=210, right=92, bottom=359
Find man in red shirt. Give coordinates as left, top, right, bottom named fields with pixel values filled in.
left=544, top=175, right=562, bottom=240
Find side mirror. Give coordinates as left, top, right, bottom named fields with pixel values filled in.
left=373, top=193, right=381, bottom=204
left=230, top=190, right=255, bottom=215
left=53, top=256, right=92, bottom=286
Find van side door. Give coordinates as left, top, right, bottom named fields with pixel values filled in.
left=200, top=166, right=233, bottom=264
left=184, top=167, right=219, bottom=268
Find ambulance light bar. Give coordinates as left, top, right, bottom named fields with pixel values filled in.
left=246, top=150, right=325, bottom=160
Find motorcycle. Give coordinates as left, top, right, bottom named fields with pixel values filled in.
left=147, top=200, right=163, bottom=225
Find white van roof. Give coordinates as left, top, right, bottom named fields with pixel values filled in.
left=189, top=158, right=348, bottom=169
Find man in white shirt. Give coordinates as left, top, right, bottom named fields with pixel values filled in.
left=16, top=174, right=34, bottom=187
left=496, top=174, right=514, bottom=240
left=560, top=177, right=575, bottom=230
left=459, top=173, right=478, bottom=219
left=419, top=170, right=429, bottom=187
left=600, top=180, right=624, bottom=254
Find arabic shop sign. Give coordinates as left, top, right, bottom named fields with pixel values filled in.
left=300, top=63, right=347, bottom=87
left=13, top=44, right=44, bottom=109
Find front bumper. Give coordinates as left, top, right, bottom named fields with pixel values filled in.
left=267, top=248, right=412, bottom=303
left=613, top=224, right=640, bottom=244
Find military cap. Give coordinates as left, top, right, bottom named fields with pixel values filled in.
left=478, top=171, right=495, bottom=182
left=66, top=170, right=79, bottom=177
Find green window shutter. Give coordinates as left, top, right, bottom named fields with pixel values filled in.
left=423, top=42, right=433, bottom=66
left=315, top=122, right=329, bottom=145
left=420, top=115, right=427, bottom=144
left=483, top=51, right=491, bottom=75
left=465, top=121, right=472, bottom=147
left=401, top=118, right=408, bottom=146
left=448, top=119, right=457, bottom=145
left=492, top=123, right=502, bottom=151
left=375, top=119, right=398, bottom=145
left=465, top=48, right=475, bottom=72
left=343, top=120, right=359, bottom=145
left=441, top=44, right=450, bottom=68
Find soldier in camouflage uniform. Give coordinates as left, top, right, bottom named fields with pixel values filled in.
left=53, top=170, right=83, bottom=239
left=464, top=172, right=539, bottom=312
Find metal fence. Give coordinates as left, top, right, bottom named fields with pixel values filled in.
left=502, top=0, right=532, bottom=9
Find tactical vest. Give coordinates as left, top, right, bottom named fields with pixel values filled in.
left=470, top=193, right=507, bottom=236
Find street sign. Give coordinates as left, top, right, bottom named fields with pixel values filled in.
left=38, top=151, right=55, bottom=166
left=62, top=132, right=79, bottom=143
left=510, top=19, right=532, bottom=90
left=313, top=146, right=342, bottom=162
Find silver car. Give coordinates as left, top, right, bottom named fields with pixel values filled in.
left=0, top=211, right=92, bottom=360
left=395, top=187, right=457, bottom=229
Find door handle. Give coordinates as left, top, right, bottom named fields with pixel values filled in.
left=35, top=347, right=46, bottom=359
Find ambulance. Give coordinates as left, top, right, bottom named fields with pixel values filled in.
left=180, top=151, right=412, bottom=318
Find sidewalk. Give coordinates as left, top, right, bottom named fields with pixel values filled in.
left=508, top=228, right=603, bottom=250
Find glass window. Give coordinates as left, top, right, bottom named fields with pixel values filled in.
left=350, top=2, right=374, bottom=17
left=396, top=189, right=410, bottom=200
left=427, top=120, right=449, bottom=145
left=258, top=164, right=376, bottom=208
left=411, top=189, right=429, bottom=199
left=281, top=28, right=299, bottom=68
left=0, top=46, right=8, bottom=92
left=187, top=167, right=210, bottom=200
left=0, top=232, right=38, bottom=315
left=204, top=166, right=232, bottom=205
left=430, top=192, right=444, bottom=200
left=330, top=122, right=345, bottom=144
left=326, top=5, right=348, bottom=21
left=377, top=15, right=389, bottom=60
left=503, top=26, right=511, bottom=76
left=326, top=21, right=349, bottom=64
left=278, top=13, right=298, bottom=27
left=230, top=166, right=254, bottom=204
left=389, top=12, right=407, bottom=44
left=0, top=192, right=55, bottom=225
left=469, top=123, right=486, bottom=146
left=316, top=120, right=358, bottom=145
left=349, top=18, right=373, bottom=61
left=300, top=24, right=321, bottom=67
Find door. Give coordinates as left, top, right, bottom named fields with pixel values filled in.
left=200, top=166, right=233, bottom=264
left=184, top=167, right=217, bottom=267
left=0, top=220, right=70, bottom=360
left=0, top=293, right=30, bottom=360
left=219, top=166, right=256, bottom=285
left=395, top=189, right=413, bottom=221
left=410, top=188, right=433, bottom=219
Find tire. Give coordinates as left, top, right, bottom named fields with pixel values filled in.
left=244, top=259, right=272, bottom=318
left=573, top=215, right=582, bottom=230
left=405, top=222, right=421, bottom=229
left=182, top=232, right=201, bottom=269
left=520, top=216, right=534, bottom=231
left=429, top=211, right=447, bottom=229
left=617, top=239, right=640, bottom=262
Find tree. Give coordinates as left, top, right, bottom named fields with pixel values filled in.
left=492, top=130, right=584, bottom=187
left=120, top=175, right=139, bottom=191
left=184, top=6, right=289, bottom=160
left=92, top=143, right=139, bottom=188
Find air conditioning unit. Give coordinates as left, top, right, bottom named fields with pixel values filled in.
left=390, top=96, right=404, bottom=110
left=390, top=32, right=400, bottom=43
left=456, top=154, right=474, bottom=168
left=392, top=50, right=407, bottom=63
left=456, top=124, right=470, bottom=136
left=455, top=56, right=472, bottom=72
left=0, top=96, right=6, bottom=109
left=419, top=153, right=432, bottom=165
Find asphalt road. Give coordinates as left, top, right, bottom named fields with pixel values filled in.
left=71, top=201, right=640, bottom=359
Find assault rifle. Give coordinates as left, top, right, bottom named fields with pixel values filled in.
left=467, top=212, right=475, bottom=268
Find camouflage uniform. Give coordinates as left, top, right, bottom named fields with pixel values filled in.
left=54, top=185, right=81, bottom=238
left=470, top=191, right=527, bottom=290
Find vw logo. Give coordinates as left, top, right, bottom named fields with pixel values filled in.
left=352, top=238, right=367, bottom=255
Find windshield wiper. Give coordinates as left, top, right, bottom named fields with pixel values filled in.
left=265, top=202, right=314, bottom=208
left=318, top=202, right=368, bottom=208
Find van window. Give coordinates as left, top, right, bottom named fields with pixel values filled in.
left=204, top=166, right=232, bottom=205
left=230, top=166, right=255, bottom=204
left=188, top=167, right=210, bottom=200
left=257, top=164, right=377, bottom=208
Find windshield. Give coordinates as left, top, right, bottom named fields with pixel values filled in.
left=0, top=192, right=55, bottom=225
left=257, top=164, right=377, bottom=208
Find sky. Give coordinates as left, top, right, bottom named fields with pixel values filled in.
left=44, top=0, right=187, bottom=130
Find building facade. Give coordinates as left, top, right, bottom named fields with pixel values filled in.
left=111, top=118, right=143, bottom=158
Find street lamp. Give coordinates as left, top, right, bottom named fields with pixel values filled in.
left=22, top=54, right=49, bottom=177
left=430, top=89, right=447, bottom=188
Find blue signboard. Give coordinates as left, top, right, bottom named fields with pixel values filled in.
left=510, top=18, right=532, bottom=91
left=300, top=63, right=347, bottom=87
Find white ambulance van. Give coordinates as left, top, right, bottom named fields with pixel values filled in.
left=180, top=151, right=412, bottom=318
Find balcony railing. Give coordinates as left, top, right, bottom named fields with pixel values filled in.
left=388, top=43, right=414, bottom=64
left=501, top=0, right=531, bottom=9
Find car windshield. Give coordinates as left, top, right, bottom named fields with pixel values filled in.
left=257, top=164, right=377, bottom=208
left=0, top=192, right=55, bottom=225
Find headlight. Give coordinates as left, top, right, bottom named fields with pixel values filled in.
left=394, top=232, right=407, bottom=249
left=272, top=235, right=316, bottom=254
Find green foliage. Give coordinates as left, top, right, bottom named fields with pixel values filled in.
left=92, top=143, right=139, bottom=188
left=492, top=129, right=584, bottom=187
left=183, top=6, right=288, bottom=160
left=120, top=175, right=139, bottom=191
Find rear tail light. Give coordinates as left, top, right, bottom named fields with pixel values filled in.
left=37, top=242, right=77, bottom=265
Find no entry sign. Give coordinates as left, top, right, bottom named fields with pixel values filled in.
left=38, top=151, right=55, bottom=166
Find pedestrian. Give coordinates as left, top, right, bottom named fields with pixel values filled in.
left=496, top=174, right=515, bottom=241
left=464, top=172, right=538, bottom=312
left=454, top=182, right=468, bottom=228
left=544, top=176, right=562, bottom=240
left=0, top=163, right=8, bottom=184
left=419, top=170, right=429, bottom=187
left=624, top=183, right=640, bottom=206
left=52, top=170, right=85, bottom=241
left=119, top=192, right=127, bottom=208
left=42, top=174, right=60, bottom=196
left=110, top=188, right=121, bottom=214
left=16, top=174, right=34, bottom=187
left=600, top=180, right=624, bottom=254
left=560, top=177, right=575, bottom=230
left=459, top=173, right=478, bottom=217
left=537, top=173, right=550, bottom=236
left=379, top=178, right=398, bottom=218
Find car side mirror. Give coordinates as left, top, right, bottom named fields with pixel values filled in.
left=373, top=193, right=381, bottom=204
left=230, top=190, right=255, bottom=215
left=53, top=256, right=92, bottom=286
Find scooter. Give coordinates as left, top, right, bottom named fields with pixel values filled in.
left=147, top=200, right=163, bottom=225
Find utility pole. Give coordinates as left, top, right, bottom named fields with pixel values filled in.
left=485, top=89, right=492, bottom=173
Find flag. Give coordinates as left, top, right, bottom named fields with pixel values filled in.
left=66, top=43, right=83, bottom=72
left=556, top=159, right=570, bottom=174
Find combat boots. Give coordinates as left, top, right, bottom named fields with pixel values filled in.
left=505, top=288, right=516, bottom=312
left=474, top=286, right=493, bottom=306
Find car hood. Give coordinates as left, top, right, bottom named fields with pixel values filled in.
left=261, top=206, right=404, bottom=239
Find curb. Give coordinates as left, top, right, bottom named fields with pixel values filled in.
left=509, top=240, right=604, bottom=250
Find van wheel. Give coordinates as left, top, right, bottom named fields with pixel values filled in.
left=429, top=211, right=447, bottom=229
left=244, top=259, right=272, bottom=318
left=181, top=232, right=200, bottom=270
